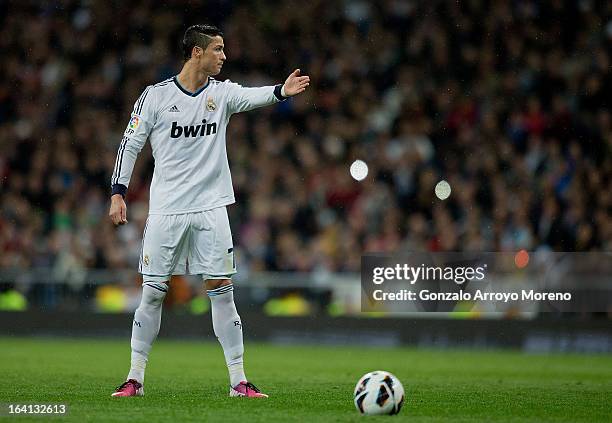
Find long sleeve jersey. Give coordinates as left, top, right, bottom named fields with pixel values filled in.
left=111, top=76, right=286, bottom=214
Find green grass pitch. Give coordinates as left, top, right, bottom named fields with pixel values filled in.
left=0, top=337, right=610, bottom=422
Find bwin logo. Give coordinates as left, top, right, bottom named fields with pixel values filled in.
left=171, top=120, right=217, bottom=138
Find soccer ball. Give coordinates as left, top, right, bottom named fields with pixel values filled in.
left=353, top=371, right=405, bottom=415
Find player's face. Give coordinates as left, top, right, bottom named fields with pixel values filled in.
left=200, top=36, right=226, bottom=76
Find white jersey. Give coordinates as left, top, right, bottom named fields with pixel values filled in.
left=111, top=76, right=285, bottom=214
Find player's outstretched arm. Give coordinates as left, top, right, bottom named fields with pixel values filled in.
left=282, top=69, right=310, bottom=96
left=225, top=69, right=310, bottom=114
left=109, top=194, right=128, bottom=226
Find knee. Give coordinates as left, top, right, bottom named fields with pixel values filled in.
left=204, top=278, right=232, bottom=291
left=140, top=283, right=168, bottom=309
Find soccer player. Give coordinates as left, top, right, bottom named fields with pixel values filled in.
left=108, top=24, right=309, bottom=398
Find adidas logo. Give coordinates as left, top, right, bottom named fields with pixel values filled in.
left=169, top=105, right=180, bottom=112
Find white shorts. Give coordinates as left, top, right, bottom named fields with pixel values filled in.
left=139, top=207, right=236, bottom=280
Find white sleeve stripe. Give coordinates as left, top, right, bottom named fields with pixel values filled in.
left=111, top=137, right=125, bottom=184
left=111, top=137, right=126, bottom=185
left=136, top=90, right=148, bottom=114
left=134, top=87, right=148, bottom=113
left=135, top=87, right=151, bottom=115
left=112, top=137, right=129, bottom=185
left=114, top=137, right=129, bottom=185
left=133, top=93, right=142, bottom=113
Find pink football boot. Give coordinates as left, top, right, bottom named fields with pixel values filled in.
left=111, top=379, right=144, bottom=397
left=229, top=381, right=268, bottom=398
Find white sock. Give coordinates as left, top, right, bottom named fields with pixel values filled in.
left=127, top=282, right=167, bottom=384
left=207, top=284, right=246, bottom=387
left=128, top=350, right=147, bottom=383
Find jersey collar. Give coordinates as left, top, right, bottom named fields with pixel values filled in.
left=173, top=76, right=210, bottom=97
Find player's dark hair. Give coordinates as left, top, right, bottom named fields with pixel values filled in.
left=182, top=24, right=223, bottom=61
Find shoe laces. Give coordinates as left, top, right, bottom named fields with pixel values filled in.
left=244, top=382, right=261, bottom=393
left=115, top=379, right=142, bottom=391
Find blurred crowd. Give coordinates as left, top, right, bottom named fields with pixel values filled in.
left=1, top=0, right=611, bottom=282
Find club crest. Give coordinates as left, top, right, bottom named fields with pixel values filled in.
left=206, top=97, right=216, bottom=112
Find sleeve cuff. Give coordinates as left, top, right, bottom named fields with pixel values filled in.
left=273, top=84, right=288, bottom=101
left=111, top=184, right=127, bottom=198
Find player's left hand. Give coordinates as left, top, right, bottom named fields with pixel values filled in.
left=282, top=69, right=310, bottom=96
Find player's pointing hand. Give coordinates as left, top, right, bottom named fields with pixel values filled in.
left=282, top=69, right=310, bottom=96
